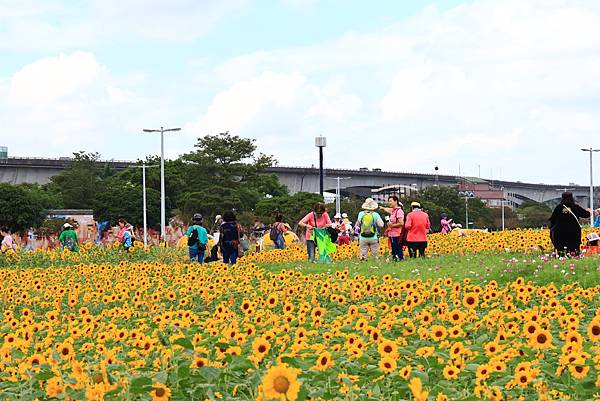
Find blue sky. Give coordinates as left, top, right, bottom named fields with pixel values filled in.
left=1, top=0, right=599, bottom=185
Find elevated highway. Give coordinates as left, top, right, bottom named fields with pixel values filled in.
left=0, top=157, right=592, bottom=207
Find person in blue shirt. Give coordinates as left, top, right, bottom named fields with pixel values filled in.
left=594, top=209, right=600, bottom=228
left=186, top=213, right=209, bottom=264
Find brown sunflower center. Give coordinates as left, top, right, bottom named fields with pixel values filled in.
left=592, top=325, right=600, bottom=336
left=258, top=345, right=267, bottom=353
left=273, top=376, right=290, bottom=393
left=155, top=387, right=166, bottom=397
left=536, top=333, right=547, bottom=344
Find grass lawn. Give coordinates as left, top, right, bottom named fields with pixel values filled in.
left=261, top=252, right=600, bottom=287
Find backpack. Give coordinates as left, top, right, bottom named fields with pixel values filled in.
left=269, top=223, right=280, bottom=242
left=64, top=235, right=76, bottom=251
left=188, top=227, right=199, bottom=246
left=360, top=212, right=377, bottom=238
left=220, top=222, right=240, bottom=247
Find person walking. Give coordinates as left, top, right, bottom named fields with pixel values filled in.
left=405, top=202, right=430, bottom=258
left=59, top=223, right=79, bottom=252
left=355, top=198, right=384, bottom=260
left=219, top=211, right=242, bottom=265
left=549, top=192, right=590, bottom=256
left=270, top=213, right=290, bottom=250
left=379, top=195, right=404, bottom=261
left=440, top=213, right=453, bottom=234
left=298, top=203, right=332, bottom=262
left=186, top=213, right=209, bottom=264
left=118, top=218, right=133, bottom=250
left=593, top=209, right=600, bottom=228
left=0, top=228, right=17, bottom=252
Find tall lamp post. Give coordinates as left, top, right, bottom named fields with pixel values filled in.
left=581, top=147, right=600, bottom=227
left=315, top=136, right=327, bottom=197
left=459, top=191, right=475, bottom=228
left=142, top=126, right=181, bottom=241
left=132, top=163, right=158, bottom=246
left=327, top=176, right=351, bottom=215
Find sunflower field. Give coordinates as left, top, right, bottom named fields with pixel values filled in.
left=1, top=252, right=600, bottom=400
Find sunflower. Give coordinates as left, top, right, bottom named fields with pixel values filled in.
left=378, top=356, right=397, bottom=374
left=528, top=329, right=553, bottom=350
left=377, top=339, right=398, bottom=358
left=514, top=370, right=530, bottom=388
left=314, top=351, right=334, bottom=371
left=45, top=377, right=64, bottom=398
left=442, top=364, right=460, bottom=380
left=252, top=337, right=271, bottom=361
left=568, top=364, right=589, bottom=379
left=430, top=325, right=447, bottom=342
left=588, top=317, right=600, bottom=342
left=150, top=383, right=171, bottom=401
left=261, top=364, right=301, bottom=401
left=408, top=377, right=428, bottom=401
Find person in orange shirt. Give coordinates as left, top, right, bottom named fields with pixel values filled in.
left=404, top=201, right=431, bottom=258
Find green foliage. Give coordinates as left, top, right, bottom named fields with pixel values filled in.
left=255, top=192, right=323, bottom=226
left=49, top=151, right=104, bottom=209
left=0, top=183, right=47, bottom=232
left=181, top=132, right=287, bottom=217
left=518, top=201, right=552, bottom=228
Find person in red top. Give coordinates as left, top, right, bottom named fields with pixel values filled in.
left=404, top=201, right=430, bottom=258
left=298, top=203, right=332, bottom=262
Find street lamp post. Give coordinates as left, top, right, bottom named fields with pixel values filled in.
left=581, top=147, right=600, bottom=227
left=315, top=136, right=327, bottom=197
left=500, top=187, right=505, bottom=231
left=132, top=163, right=158, bottom=246
left=327, top=177, right=351, bottom=215
left=143, top=126, right=181, bottom=241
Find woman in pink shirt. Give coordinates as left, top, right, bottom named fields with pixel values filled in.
left=404, top=201, right=430, bottom=258
left=298, top=203, right=332, bottom=261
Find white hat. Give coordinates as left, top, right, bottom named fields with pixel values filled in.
left=361, top=198, right=379, bottom=211
left=341, top=213, right=348, bottom=218
left=63, top=223, right=72, bottom=228
left=334, top=213, right=342, bottom=219
left=214, top=215, right=222, bottom=223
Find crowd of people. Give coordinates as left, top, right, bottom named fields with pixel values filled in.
left=2, top=191, right=599, bottom=263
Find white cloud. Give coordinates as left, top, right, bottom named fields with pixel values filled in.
left=9, top=52, right=103, bottom=105
left=0, top=51, right=177, bottom=160
left=190, top=0, right=600, bottom=184
left=0, top=0, right=250, bottom=51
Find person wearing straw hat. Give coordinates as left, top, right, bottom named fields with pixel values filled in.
left=355, top=198, right=384, bottom=260
left=404, top=201, right=430, bottom=258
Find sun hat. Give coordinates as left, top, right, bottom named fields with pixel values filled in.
left=411, top=201, right=421, bottom=208
left=334, top=213, right=342, bottom=219
left=341, top=212, right=348, bottom=218
left=214, top=215, right=222, bottom=223
left=361, top=198, right=379, bottom=211
left=63, top=223, right=72, bottom=228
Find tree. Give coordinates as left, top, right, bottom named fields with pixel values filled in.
left=49, top=152, right=105, bottom=209
left=181, top=132, right=288, bottom=216
left=0, top=184, right=47, bottom=232
left=518, top=201, right=552, bottom=228
left=255, top=192, right=323, bottom=228
left=93, top=176, right=161, bottom=228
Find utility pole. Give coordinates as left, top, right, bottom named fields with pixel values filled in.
left=142, top=126, right=181, bottom=241
left=327, top=177, right=351, bottom=215
left=581, top=147, right=600, bottom=226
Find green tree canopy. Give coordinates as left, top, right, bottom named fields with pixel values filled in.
left=0, top=183, right=47, bottom=232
